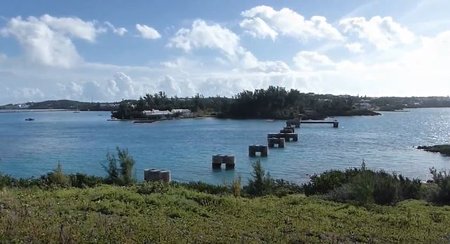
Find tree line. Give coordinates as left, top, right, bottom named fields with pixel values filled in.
left=112, top=86, right=371, bottom=120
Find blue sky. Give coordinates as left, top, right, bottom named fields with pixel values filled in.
left=1, top=0, right=450, bottom=103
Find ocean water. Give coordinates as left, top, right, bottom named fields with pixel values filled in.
left=0, top=108, right=449, bottom=184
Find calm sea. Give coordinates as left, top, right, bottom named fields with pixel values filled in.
left=0, top=108, right=449, bottom=184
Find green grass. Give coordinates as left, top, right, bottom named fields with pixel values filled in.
left=1, top=184, right=450, bottom=243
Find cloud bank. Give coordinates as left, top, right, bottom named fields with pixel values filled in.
left=0, top=5, right=450, bottom=104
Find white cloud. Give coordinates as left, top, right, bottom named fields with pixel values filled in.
left=104, top=21, right=127, bottom=36
left=345, top=42, right=364, bottom=53
left=293, top=51, right=335, bottom=71
left=39, top=14, right=99, bottom=42
left=240, top=17, right=278, bottom=40
left=340, top=16, right=416, bottom=50
left=241, top=5, right=343, bottom=41
left=168, top=19, right=290, bottom=73
left=168, top=19, right=240, bottom=57
left=136, top=24, right=161, bottom=39
left=1, top=15, right=102, bottom=68
left=288, top=30, right=450, bottom=96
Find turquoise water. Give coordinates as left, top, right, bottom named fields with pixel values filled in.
left=0, top=108, right=449, bottom=184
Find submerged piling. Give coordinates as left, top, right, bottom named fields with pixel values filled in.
left=249, top=145, right=268, bottom=157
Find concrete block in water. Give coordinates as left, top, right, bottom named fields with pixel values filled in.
left=268, top=138, right=285, bottom=148
left=159, top=170, right=171, bottom=183
left=249, top=145, right=268, bottom=157
left=212, top=154, right=235, bottom=170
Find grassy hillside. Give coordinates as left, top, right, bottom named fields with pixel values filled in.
left=1, top=184, right=450, bottom=243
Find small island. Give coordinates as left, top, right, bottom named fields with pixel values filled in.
left=109, top=86, right=381, bottom=121
left=418, top=144, right=450, bottom=156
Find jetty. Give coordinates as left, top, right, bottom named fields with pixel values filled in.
left=300, top=120, right=339, bottom=128
left=249, top=145, right=268, bottom=157
left=287, top=119, right=339, bottom=128
left=212, top=155, right=235, bottom=170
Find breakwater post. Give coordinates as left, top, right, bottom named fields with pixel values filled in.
left=249, top=145, right=268, bottom=157
left=280, top=126, right=295, bottom=133
left=268, top=138, right=285, bottom=148
left=267, top=133, right=298, bottom=142
left=144, top=169, right=171, bottom=183
left=212, top=155, right=235, bottom=170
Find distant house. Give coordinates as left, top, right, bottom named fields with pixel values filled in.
left=143, top=109, right=172, bottom=116
left=354, top=102, right=373, bottom=110
left=171, top=109, right=193, bottom=117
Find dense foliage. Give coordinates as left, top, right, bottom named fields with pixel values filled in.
left=102, top=147, right=136, bottom=185
left=2, top=150, right=450, bottom=242
left=418, top=144, right=450, bottom=156
left=111, top=86, right=378, bottom=120
left=303, top=164, right=423, bottom=205
left=2, top=184, right=450, bottom=242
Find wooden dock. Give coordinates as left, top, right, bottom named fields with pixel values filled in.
left=300, top=120, right=339, bottom=128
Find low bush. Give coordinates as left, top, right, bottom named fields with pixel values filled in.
left=68, top=173, right=104, bottom=188
left=137, top=181, right=169, bottom=195
left=242, top=161, right=303, bottom=197
left=429, top=168, right=450, bottom=204
left=177, top=181, right=230, bottom=195
left=102, top=147, right=136, bottom=186
left=243, top=161, right=274, bottom=196
left=304, top=164, right=421, bottom=205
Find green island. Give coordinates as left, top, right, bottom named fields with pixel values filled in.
left=418, top=145, right=450, bottom=156
left=3, top=87, right=450, bottom=120
left=2, top=149, right=450, bottom=243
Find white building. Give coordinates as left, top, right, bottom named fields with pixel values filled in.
left=142, top=109, right=172, bottom=116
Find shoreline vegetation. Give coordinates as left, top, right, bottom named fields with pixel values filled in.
left=109, top=87, right=383, bottom=121
left=1, top=149, right=450, bottom=242
left=418, top=144, right=450, bottom=156
left=3, top=86, right=450, bottom=121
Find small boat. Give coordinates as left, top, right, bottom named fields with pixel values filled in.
left=25, top=118, right=34, bottom=121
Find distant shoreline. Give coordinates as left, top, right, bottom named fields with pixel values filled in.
left=0, top=109, right=70, bottom=113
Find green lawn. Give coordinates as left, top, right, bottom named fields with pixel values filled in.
left=1, top=185, right=450, bottom=243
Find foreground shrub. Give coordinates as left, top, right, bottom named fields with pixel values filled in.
left=68, top=173, right=104, bottom=188
left=177, top=181, right=229, bottom=195
left=305, top=164, right=421, bottom=205
left=41, top=163, right=70, bottom=187
left=244, top=161, right=274, bottom=196
left=137, top=181, right=169, bottom=194
left=231, top=176, right=241, bottom=197
left=243, top=161, right=302, bottom=197
left=303, top=169, right=358, bottom=196
left=102, top=147, right=136, bottom=185
left=429, top=168, right=450, bottom=204
left=0, top=173, right=14, bottom=189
